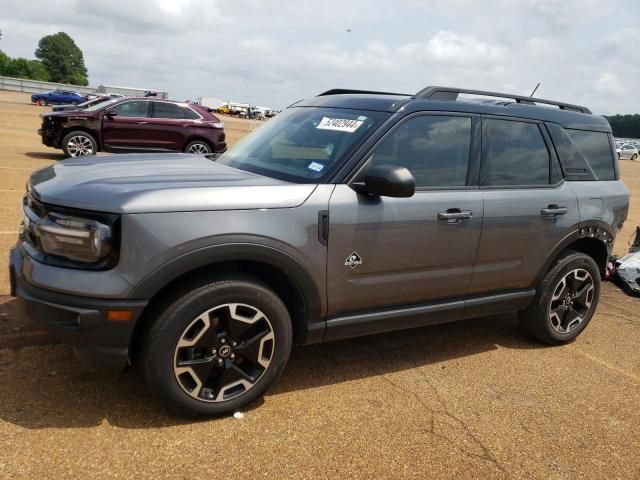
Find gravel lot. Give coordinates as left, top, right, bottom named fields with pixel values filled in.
left=0, top=91, right=639, bottom=479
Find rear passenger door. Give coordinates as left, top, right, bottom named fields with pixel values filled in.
left=146, top=102, right=201, bottom=151
left=468, top=117, right=579, bottom=295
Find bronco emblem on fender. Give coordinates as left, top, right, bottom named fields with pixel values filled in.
left=344, top=251, right=363, bottom=269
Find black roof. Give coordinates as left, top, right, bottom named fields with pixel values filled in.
left=292, top=86, right=611, bottom=132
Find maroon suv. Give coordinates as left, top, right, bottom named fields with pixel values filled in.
left=38, top=98, right=227, bottom=157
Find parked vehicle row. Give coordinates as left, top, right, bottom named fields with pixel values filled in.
left=615, top=141, right=639, bottom=160
left=13, top=85, right=629, bottom=417
left=38, top=97, right=227, bottom=157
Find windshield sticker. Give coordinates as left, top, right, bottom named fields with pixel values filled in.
left=307, top=161, right=325, bottom=172
left=316, top=117, right=364, bottom=133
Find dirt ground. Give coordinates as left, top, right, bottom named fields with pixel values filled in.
left=0, top=90, right=639, bottom=479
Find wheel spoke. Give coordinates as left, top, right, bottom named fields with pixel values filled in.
left=565, top=308, right=583, bottom=331
left=214, top=362, right=257, bottom=401
left=234, top=330, right=270, bottom=367
left=573, top=282, right=593, bottom=306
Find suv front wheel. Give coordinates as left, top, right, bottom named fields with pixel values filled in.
left=62, top=131, right=98, bottom=157
left=520, top=250, right=600, bottom=345
left=143, top=275, right=293, bottom=418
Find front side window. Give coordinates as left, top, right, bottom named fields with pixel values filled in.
left=217, top=107, right=388, bottom=183
left=482, top=119, right=549, bottom=186
left=112, top=101, right=150, bottom=118
left=363, top=115, right=472, bottom=188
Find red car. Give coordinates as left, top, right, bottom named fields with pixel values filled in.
left=38, top=98, right=227, bottom=157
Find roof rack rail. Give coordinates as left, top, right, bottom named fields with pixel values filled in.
left=318, top=88, right=409, bottom=97
left=414, top=86, right=591, bottom=114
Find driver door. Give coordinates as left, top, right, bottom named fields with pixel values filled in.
left=102, top=100, right=152, bottom=150
left=326, top=114, right=483, bottom=317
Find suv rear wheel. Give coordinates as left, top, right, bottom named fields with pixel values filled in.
left=142, top=275, right=292, bottom=418
left=185, top=140, right=212, bottom=154
left=62, top=131, right=98, bottom=157
left=520, top=250, right=600, bottom=345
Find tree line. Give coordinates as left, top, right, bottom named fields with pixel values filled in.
left=605, top=115, right=640, bottom=140
left=0, top=32, right=88, bottom=86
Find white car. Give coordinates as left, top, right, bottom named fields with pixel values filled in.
left=617, top=144, right=639, bottom=160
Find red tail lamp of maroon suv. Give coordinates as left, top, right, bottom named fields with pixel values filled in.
left=38, top=98, right=227, bottom=157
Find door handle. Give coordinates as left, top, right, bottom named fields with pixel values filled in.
left=438, top=209, right=473, bottom=221
left=541, top=205, right=568, bottom=216
left=137, top=121, right=148, bottom=125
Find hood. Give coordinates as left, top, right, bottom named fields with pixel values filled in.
left=42, top=110, right=94, bottom=119
left=29, top=153, right=317, bottom=214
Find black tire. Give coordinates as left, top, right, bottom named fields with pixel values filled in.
left=38, top=99, right=47, bottom=106
left=184, top=140, right=212, bottom=154
left=632, top=154, right=638, bottom=161
left=62, top=130, right=98, bottom=157
left=142, top=275, right=292, bottom=418
left=520, top=250, right=600, bottom=345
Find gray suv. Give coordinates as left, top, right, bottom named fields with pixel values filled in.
left=10, top=86, right=629, bottom=417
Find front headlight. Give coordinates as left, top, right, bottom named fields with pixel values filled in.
left=33, top=211, right=112, bottom=263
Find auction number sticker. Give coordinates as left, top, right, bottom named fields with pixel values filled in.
left=316, top=117, right=364, bottom=133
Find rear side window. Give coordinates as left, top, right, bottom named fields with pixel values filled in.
left=566, top=130, right=616, bottom=180
left=481, top=119, right=549, bottom=186
left=153, top=102, right=192, bottom=119
left=367, top=115, right=472, bottom=188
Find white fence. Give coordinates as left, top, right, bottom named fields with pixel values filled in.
left=0, top=75, right=97, bottom=95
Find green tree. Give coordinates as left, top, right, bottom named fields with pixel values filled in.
left=4, top=57, right=50, bottom=81
left=0, top=49, right=10, bottom=75
left=35, top=32, right=88, bottom=85
left=605, top=115, right=640, bottom=139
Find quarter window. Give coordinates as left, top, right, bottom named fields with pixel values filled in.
left=366, top=115, right=472, bottom=188
left=566, top=130, right=615, bottom=180
left=112, top=101, right=149, bottom=118
left=482, top=119, right=549, bottom=186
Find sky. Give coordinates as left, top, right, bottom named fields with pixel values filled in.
left=0, top=0, right=638, bottom=114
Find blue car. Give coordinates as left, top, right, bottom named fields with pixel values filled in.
left=31, top=89, right=86, bottom=106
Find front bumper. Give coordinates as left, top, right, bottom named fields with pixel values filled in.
left=9, top=247, right=148, bottom=370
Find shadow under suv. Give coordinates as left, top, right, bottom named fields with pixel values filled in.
left=11, top=86, right=629, bottom=417
left=38, top=97, right=227, bottom=157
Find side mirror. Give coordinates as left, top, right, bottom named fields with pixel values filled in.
left=104, top=109, right=117, bottom=118
left=353, top=164, right=415, bottom=198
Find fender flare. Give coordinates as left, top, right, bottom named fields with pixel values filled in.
left=531, top=221, right=614, bottom=288
left=129, top=242, right=325, bottom=342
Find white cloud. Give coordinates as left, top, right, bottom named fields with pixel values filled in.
left=594, top=73, right=627, bottom=96
left=0, top=0, right=637, bottom=114
left=399, top=31, right=509, bottom=67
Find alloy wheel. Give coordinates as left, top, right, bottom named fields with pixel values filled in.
left=66, top=135, right=94, bottom=157
left=173, top=303, right=275, bottom=403
left=187, top=142, right=210, bottom=154
left=548, top=268, right=595, bottom=334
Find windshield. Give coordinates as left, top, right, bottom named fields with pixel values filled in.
left=83, top=98, right=119, bottom=112
left=216, top=107, right=388, bottom=182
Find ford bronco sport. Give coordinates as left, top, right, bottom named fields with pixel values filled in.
left=10, top=86, right=629, bottom=417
